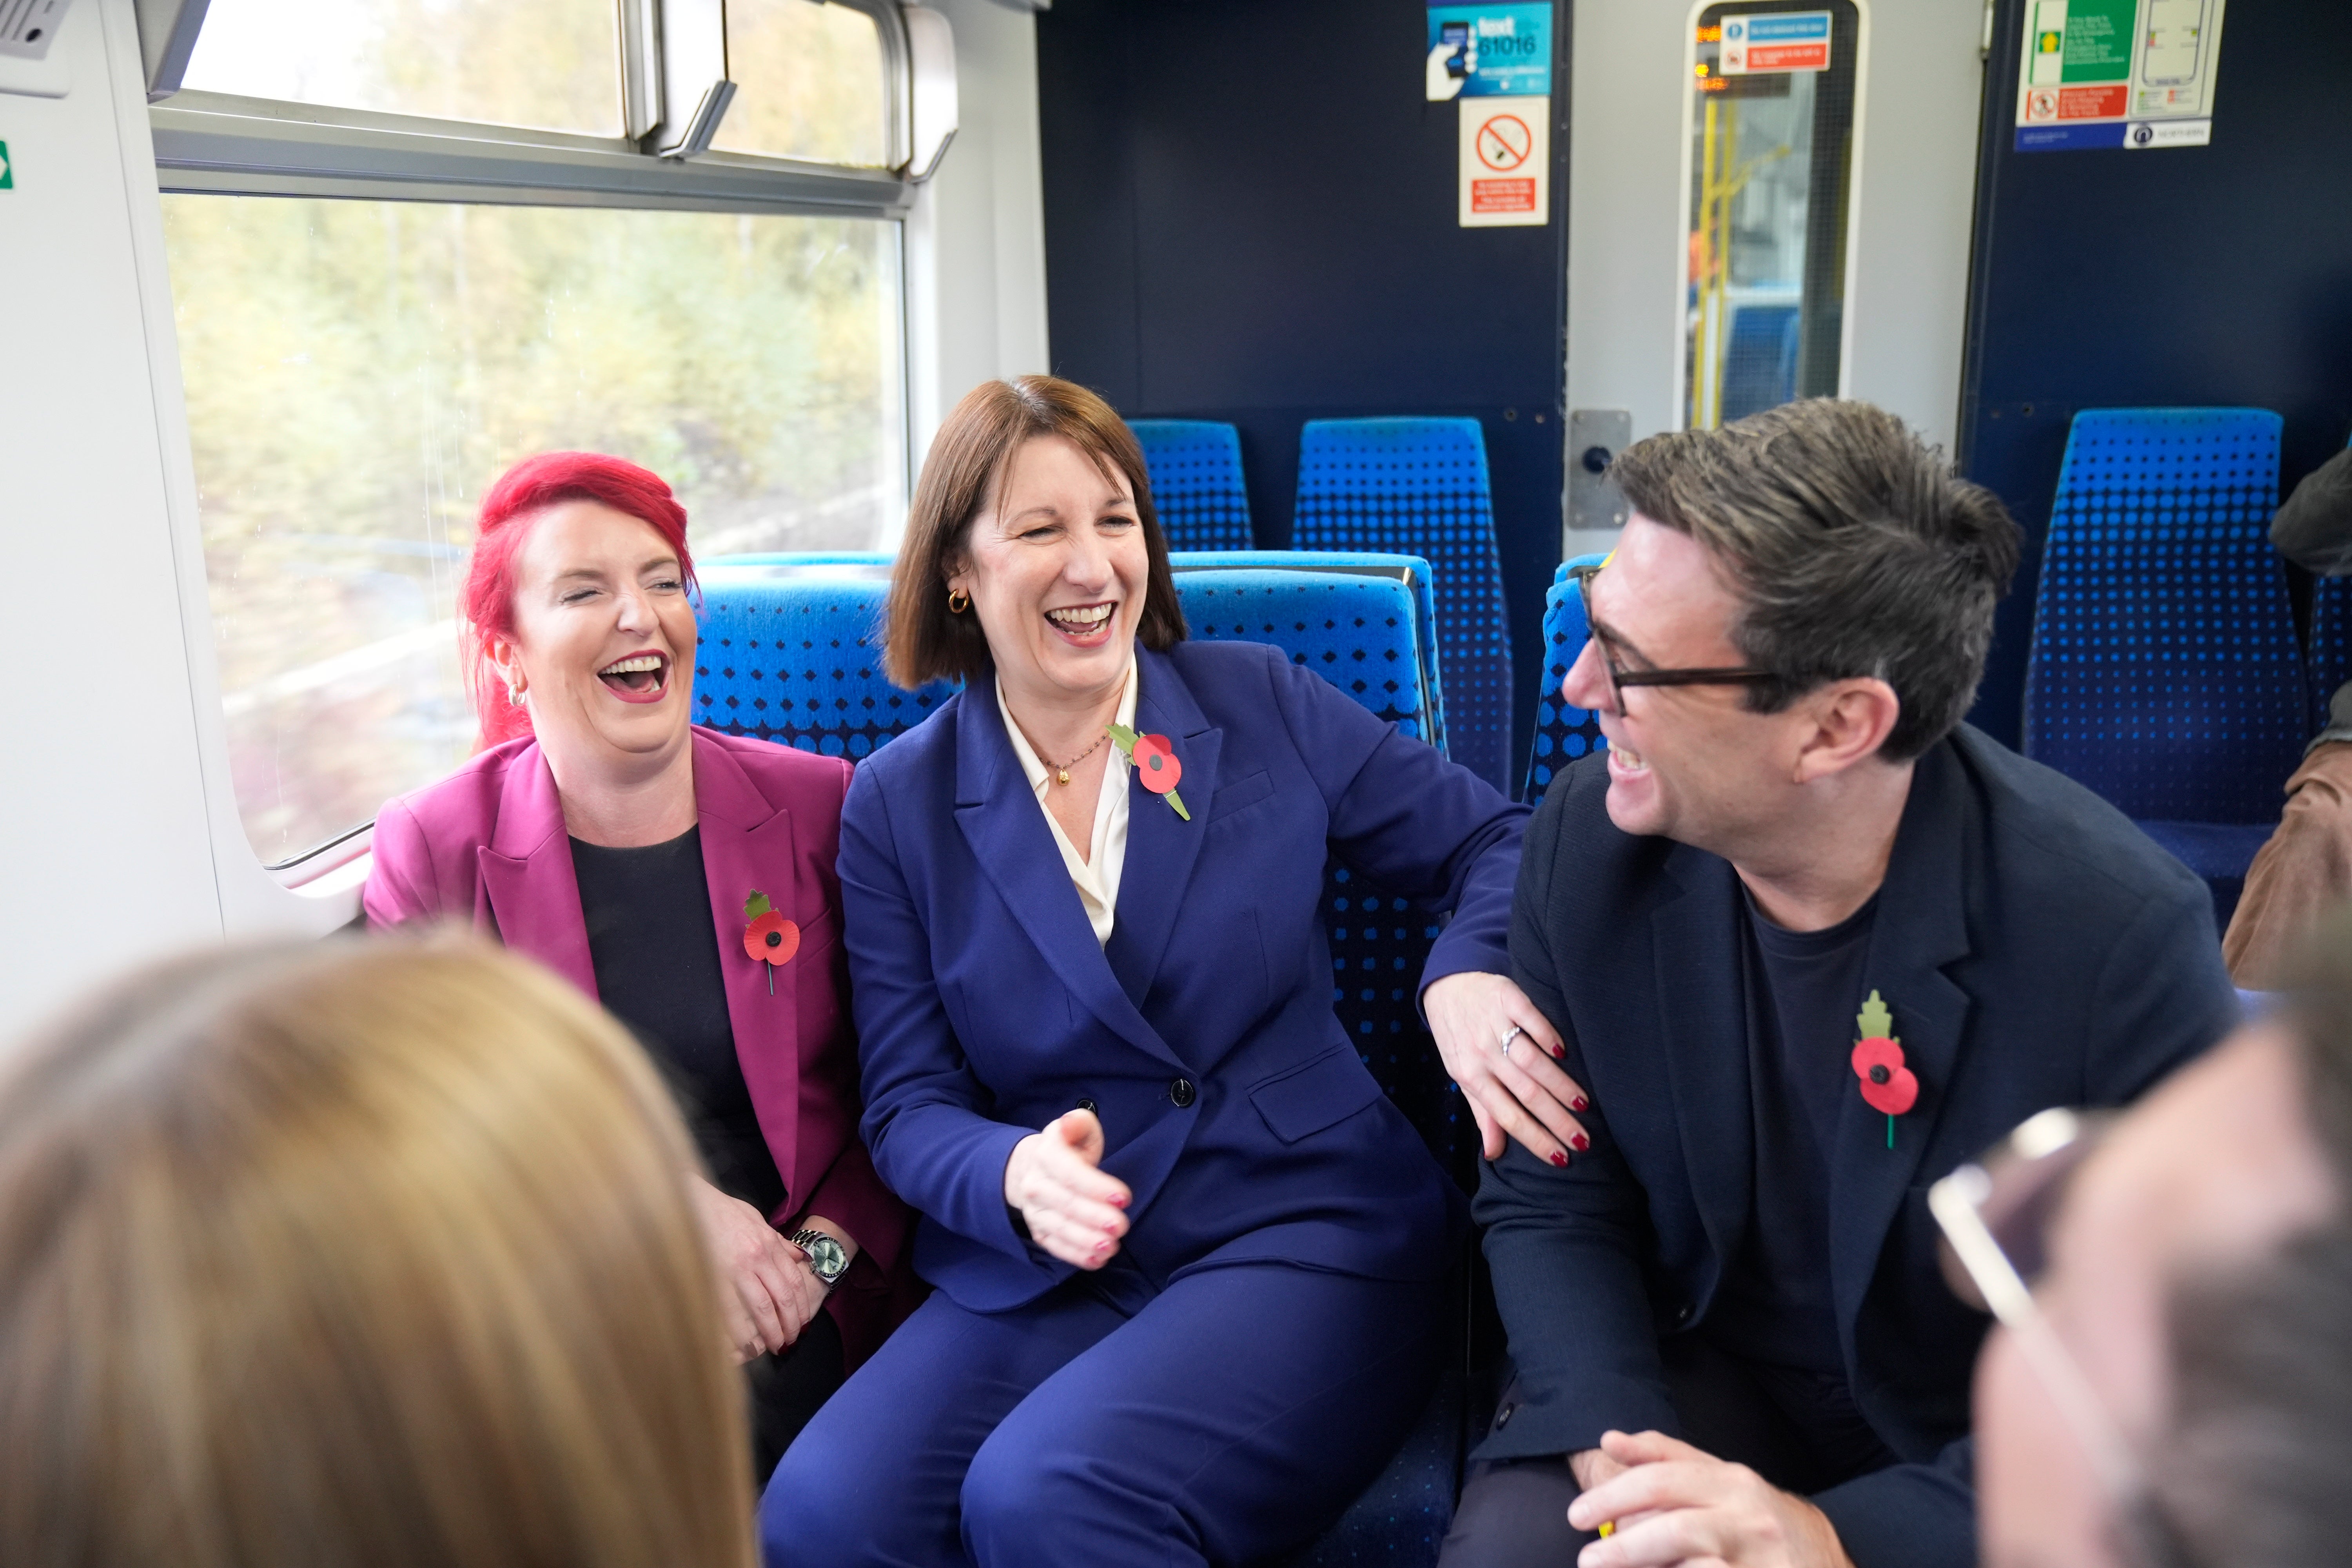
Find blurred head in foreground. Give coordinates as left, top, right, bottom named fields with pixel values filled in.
left=0, top=939, right=753, bottom=1568
left=1966, top=906, right=2352, bottom=1568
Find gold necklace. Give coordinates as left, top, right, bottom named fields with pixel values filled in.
left=1038, top=731, right=1109, bottom=786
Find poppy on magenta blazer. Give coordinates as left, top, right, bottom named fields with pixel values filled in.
left=363, top=724, right=912, bottom=1366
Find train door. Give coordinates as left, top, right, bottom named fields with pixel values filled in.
left=1561, top=0, right=1987, bottom=561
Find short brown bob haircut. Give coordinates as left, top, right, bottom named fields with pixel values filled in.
left=886, top=376, right=1188, bottom=688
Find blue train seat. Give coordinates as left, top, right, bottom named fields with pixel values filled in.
left=1129, top=419, right=1256, bottom=551
left=1523, top=554, right=1610, bottom=805
left=1719, top=301, right=1801, bottom=424
left=691, top=561, right=955, bottom=755
left=2022, top=408, right=2307, bottom=926
left=1293, top=418, right=1515, bottom=797
left=1171, top=549, right=1447, bottom=757
left=1173, top=565, right=1475, bottom=1566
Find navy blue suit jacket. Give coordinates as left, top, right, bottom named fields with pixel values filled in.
left=842, top=640, right=1527, bottom=1314
left=1476, top=726, right=2238, bottom=1568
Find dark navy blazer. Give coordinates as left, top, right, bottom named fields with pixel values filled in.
left=840, top=640, right=1526, bottom=1314
left=1476, top=726, right=2238, bottom=1568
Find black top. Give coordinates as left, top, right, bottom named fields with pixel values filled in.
left=571, top=827, right=788, bottom=1221
left=1708, top=887, right=1878, bottom=1377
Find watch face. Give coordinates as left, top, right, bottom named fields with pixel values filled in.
left=802, top=1234, right=848, bottom=1281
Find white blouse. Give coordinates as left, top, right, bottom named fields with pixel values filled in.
left=995, top=659, right=1138, bottom=947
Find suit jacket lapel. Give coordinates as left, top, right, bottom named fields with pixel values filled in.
left=1104, top=648, right=1221, bottom=1009
left=477, top=743, right=597, bottom=998
left=1828, top=740, right=1975, bottom=1332
left=952, top=684, right=1183, bottom=1069
left=691, top=730, right=806, bottom=1197
left=1651, top=843, right=1756, bottom=1275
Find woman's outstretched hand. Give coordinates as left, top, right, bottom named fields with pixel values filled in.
left=1004, top=1109, right=1132, bottom=1269
left=688, top=1175, right=821, bottom=1364
left=1424, top=971, right=1592, bottom=1166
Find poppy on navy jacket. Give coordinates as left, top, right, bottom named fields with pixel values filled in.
left=1477, top=725, right=2240, bottom=1568
left=362, top=726, right=913, bottom=1367
left=841, top=639, right=1527, bottom=1310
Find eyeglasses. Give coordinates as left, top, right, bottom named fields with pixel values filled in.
left=1568, top=563, right=1780, bottom=711
left=1930, top=1109, right=2201, bottom=1568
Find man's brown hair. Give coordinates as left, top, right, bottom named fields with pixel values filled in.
left=886, top=376, right=1187, bottom=688
left=1608, top=399, right=2021, bottom=760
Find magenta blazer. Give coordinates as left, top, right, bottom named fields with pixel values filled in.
left=363, top=724, right=913, bottom=1367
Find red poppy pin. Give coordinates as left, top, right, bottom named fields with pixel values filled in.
left=1850, top=990, right=1918, bottom=1148
left=1104, top=724, right=1190, bottom=820
left=742, top=890, right=800, bottom=995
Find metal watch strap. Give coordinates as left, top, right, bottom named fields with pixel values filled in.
left=789, top=1227, right=848, bottom=1288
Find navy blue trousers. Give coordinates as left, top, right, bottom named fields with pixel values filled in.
left=760, top=1261, right=1444, bottom=1567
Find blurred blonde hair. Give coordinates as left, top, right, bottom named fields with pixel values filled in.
left=0, top=937, right=753, bottom=1568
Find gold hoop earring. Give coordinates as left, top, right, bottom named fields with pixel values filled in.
left=948, top=587, right=970, bottom=614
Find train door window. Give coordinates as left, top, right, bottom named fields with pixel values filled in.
left=180, top=0, right=623, bottom=137
left=151, top=2, right=917, bottom=871
left=712, top=0, right=894, bottom=167
left=1682, top=1, right=1862, bottom=429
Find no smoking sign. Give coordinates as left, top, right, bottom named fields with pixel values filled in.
left=1458, top=96, right=1548, bottom=227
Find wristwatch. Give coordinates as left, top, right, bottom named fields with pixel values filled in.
left=789, top=1228, right=849, bottom=1289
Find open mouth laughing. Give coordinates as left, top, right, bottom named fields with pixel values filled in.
left=597, top=650, right=671, bottom=703
left=1044, top=602, right=1117, bottom=644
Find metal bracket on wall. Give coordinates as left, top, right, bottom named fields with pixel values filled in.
left=1566, top=409, right=1633, bottom=535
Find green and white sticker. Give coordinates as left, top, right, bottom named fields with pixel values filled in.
left=0, top=142, right=13, bottom=190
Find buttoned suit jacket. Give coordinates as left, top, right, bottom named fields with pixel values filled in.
left=841, top=640, right=1526, bottom=1313
left=1476, top=725, right=2238, bottom=1568
left=362, top=724, right=911, bottom=1365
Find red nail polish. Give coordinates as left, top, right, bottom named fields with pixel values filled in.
left=1549, top=1151, right=1570, bottom=1168
left=1572, top=1133, right=1590, bottom=1153
left=1550, top=1044, right=1566, bottom=1060
left=1571, top=1096, right=1589, bottom=1112
left=1108, top=1194, right=1129, bottom=1208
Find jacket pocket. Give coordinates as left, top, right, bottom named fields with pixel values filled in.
left=1207, top=768, right=1275, bottom=824
left=1249, top=1045, right=1384, bottom=1145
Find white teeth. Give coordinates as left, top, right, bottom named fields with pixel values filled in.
left=600, top=654, right=664, bottom=675
left=1615, top=747, right=1646, bottom=769
left=1045, top=605, right=1113, bottom=630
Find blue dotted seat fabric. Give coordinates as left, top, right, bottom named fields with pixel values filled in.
left=1175, top=568, right=1476, bottom=1191
left=2310, top=436, right=2352, bottom=735
left=2023, top=408, right=2305, bottom=820
left=1171, top=549, right=1447, bottom=757
left=2022, top=409, right=2305, bottom=927
left=1293, top=418, right=1515, bottom=796
left=1522, top=554, right=1611, bottom=805
left=691, top=564, right=956, bottom=757
left=1129, top=419, right=1256, bottom=551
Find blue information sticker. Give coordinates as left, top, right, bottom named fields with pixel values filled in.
left=1426, top=3, right=1552, bottom=99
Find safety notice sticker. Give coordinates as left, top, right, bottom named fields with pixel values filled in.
left=1716, top=13, right=1831, bottom=75
left=2014, top=0, right=2225, bottom=152
left=1459, top=95, right=1548, bottom=227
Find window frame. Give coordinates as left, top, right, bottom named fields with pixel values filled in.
left=152, top=0, right=920, bottom=216
left=145, top=0, right=925, bottom=882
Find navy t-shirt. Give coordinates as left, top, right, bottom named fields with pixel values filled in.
left=1700, top=887, right=1897, bottom=1482
left=570, top=827, right=789, bottom=1221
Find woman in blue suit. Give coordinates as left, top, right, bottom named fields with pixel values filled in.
left=763, top=378, right=1576, bottom=1567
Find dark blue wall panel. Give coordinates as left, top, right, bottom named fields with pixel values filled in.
left=1038, top=0, right=1570, bottom=782
left=1959, top=0, right=2352, bottom=747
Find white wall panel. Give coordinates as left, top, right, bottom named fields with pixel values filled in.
left=0, top=0, right=224, bottom=1039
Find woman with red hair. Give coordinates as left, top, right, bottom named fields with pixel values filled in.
left=362, top=452, right=909, bottom=1483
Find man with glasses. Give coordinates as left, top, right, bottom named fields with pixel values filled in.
left=1949, top=905, right=2352, bottom=1568
left=1439, top=400, right=2239, bottom=1568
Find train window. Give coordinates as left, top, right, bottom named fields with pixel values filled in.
left=179, top=0, right=623, bottom=138
left=711, top=0, right=893, bottom=168
left=160, top=200, right=904, bottom=869
left=1682, top=2, right=1862, bottom=429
